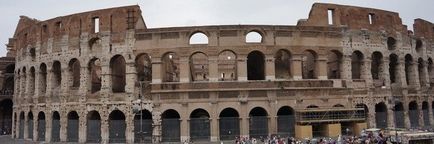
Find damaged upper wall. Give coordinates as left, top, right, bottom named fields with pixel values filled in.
left=414, top=19, right=434, bottom=41
left=298, top=3, right=408, bottom=34
left=7, top=5, right=145, bottom=55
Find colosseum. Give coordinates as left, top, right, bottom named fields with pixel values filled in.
left=6, top=2, right=434, bottom=143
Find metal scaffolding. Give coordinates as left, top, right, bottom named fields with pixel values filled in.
left=295, top=107, right=366, bottom=124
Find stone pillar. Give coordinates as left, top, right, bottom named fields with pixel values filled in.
left=422, top=61, right=430, bottom=87
left=78, top=112, right=86, bottom=143
left=11, top=110, right=15, bottom=138
left=291, top=55, right=303, bottom=80
left=25, top=72, right=30, bottom=102
left=125, top=112, right=134, bottom=144
left=180, top=118, right=189, bottom=142
left=33, top=115, right=38, bottom=141
left=59, top=111, right=67, bottom=142
left=363, top=59, right=373, bottom=86
left=418, top=102, right=424, bottom=128
left=179, top=57, right=190, bottom=83
left=265, top=56, right=275, bottom=80
left=237, top=56, right=248, bottom=81
left=45, top=111, right=52, bottom=143
left=151, top=58, right=162, bottom=83
left=152, top=110, right=162, bottom=143
left=368, top=106, right=375, bottom=128
left=100, top=64, right=111, bottom=101
left=125, top=62, right=136, bottom=102
left=78, top=66, right=88, bottom=103
left=101, top=110, right=109, bottom=144
left=34, top=68, right=40, bottom=104
left=411, top=62, right=421, bottom=88
left=316, top=56, right=328, bottom=80
left=382, top=59, right=391, bottom=87
left=240, top=103, right=249, bottom=137
left=429, top=101, right=434, bottom=126
left=398, top=59, right=407, bottom=87
left=23, top=111, right=28, bottom=140
left=208, top=56, right=219, bottom=82
left=15, top=111, right=20, bottom=139
left=341, top=55, right=352, bottom=80
left=60, top=66, right=70, bottom=103
left=210, top=118, right=219, bottom=142
left=45, top=66, right=53, bottom=104
left=403, top=104, right=411, bottom=129
left=387, top=105, right=395, bottom=128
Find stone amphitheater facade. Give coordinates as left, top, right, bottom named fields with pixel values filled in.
left=7, top=3, right=434, bottom=143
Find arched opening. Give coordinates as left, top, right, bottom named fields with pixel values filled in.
left=302, top=50, right=317, bottom=79
left=428, top=58, right=434, bottom=83
left=19, top=112, right=24, bottom=139
left=189, top=32, right=209, bottom=44
left=277, top=106, right=295, bottom=137
left=135, top=53, right=152, bottom=82
left=389, top=54, right=399, bottom=84
left=416, top=39, right=423, bottom=53
left=67, top=111, right=79, bottom=142
left=190, top=52, right=209, bottom=81
left=327, top=50, right=343, bottom=79
left=51, top=111, right=60, bottom=142
left=218, top=50, right=237, bottom=81
left=409, top=101, right=419, bottom=128
left=249, top=107, right=268, bottom=138
left=68, top=58, right=81, bottom=88
left=422, top=101, right=430, bottom=126
left=351, top=51, right=364, bottom=79
left=274, top=49, right=292, bottom=79
left=109, top=110, right=126, bottom=143
left=89, top=58, right=102, bottom=93
left=161, top=52, right=180, bottom=82
left=161, top=109, right=180, bottom=142
left=375, top=102, right=388, bottom=128
left=89, top=37, right=102, bottom=52
left=393, top=102, right=405, bottom=128
left=134, top=110, right=152, bottom=143
left=307, top=105, right=319, bottom=109
left=29, top=67, right=35, bottom=96
left=247, top=51, right=265, bottom=80
left=246, top=31, right=263, bottom=43
left=405, top=54, right=414, bottom=86
left=219, top=108, right=240, bottom=140
left=0, top=99, right=12, bottom=135
left=39, top=63, right=47, bottom=94
left=387, top=37, right=396, bottom=50
left=37, top=112, right=45, bottom=141
left=27, top=111, right=33, bottom=139
left=371, top=52, right=384, bottom=81
left=52, top=61, right=62, bottom=89
left=87, top=111, right=101, bottom=143
left=110, top=55, right=126, bottom=93
left=190, top=109, right=210, bottom=141
left=418, top=58, right=426, bottom=87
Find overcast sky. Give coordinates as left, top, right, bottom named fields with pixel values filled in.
left=1, top=0, right=433, bottom=57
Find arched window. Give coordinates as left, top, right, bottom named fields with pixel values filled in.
left=327, top=50, right=342, bottom=79
left=387, top=37, right=396, bottom=50
left=69, top=59, right=81, bottom=88
left=87, top=111, right=101, bottom=143
left=161, top=109, right=180, bottom=142
left=375, top=102, right=387, bottom=128
left=277, top=106, right=295, bottom=137
left=89, top=58, right=101, bottom=93
left=393, top=102, right=405, bottom=128
left=389, top=54, right=399, bottom=83
left=302, top=50, right=317, bottom=79
left=416, top=39, right=423, bottom=53
left=29, top=67, right=35, bottom=95
left=109, top=110, right=126, bottom=143
left=190, top=109, right=210, bottom=141
left=189, top=32, right=208, bottom=45
left=418, top=58, right=426, bottom=86
left=249, top=107, right=268, bottom=138
left=190, top=52, right=209, bottom=81
left=219, top=108, right=240, bottom=140
left=371, top=52, right=383, bottom=80
left=136, top=53, right=152, bottom=82
left=351, top=51, right=364, bottom=79
left=39, top=63, right=47, bottom=94
left=162, top=52, right=179, bottom=82
left=218, top=50, right=237, bottom=81
left=52, top=61, right=62, bottom=89
left=247, top=51, right=265, bottom=80
left=405, top=54, right=414, bottom=86
left=275, top=50, right=291, bottom=79
left=408, top=101, right=419, bottom=128
left=246, top=31, right=263, bottom=43
left=110, top=55, right=126, bottom=93
left=428, top=58, right=434, bottom=82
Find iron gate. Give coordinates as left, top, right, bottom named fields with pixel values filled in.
left=409, top=110, right=420, bottom=128
left=249, top=116, right=268, bottom=138
left=394, top=111, right=405, bottom=128
left=19, top=119, right=24, bottom=139
left=277, top=115, right=295, bottom=137
left=190, top=118, right=210, bottom=141
left=423, top=109, right=430, bottom=126
left=109, top=120, right=126, bottom=143
left=28, top=120, right=33, bottom=139
left=134, top=119, right=152, bottom=143
left=375, top=112, right=387, bottom=128
left=87, top=120, right=101, bottom=143
left=161, top=119, right=180, bottom=142
left=38, top=120, right=45, bottom=141
left=219, top=117, right=239, bottom=140
left=52, top=119, right=60, bottom=142
left=67, top=120, right=79, bottom=142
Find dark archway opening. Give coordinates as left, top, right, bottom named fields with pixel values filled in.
left=37, top=112, right=45, bottom=141
left=409, top=101, right=420, bottom=128
left=405, top=55, right=414, bottom=86
left=351, top=51, right=364, bottom=79
left=0, top=99, right=12, bottom=135
left=375, top=103, right=388, bottom=128
left=275, top=50, right=292, bottom=79
left=249, top=107, right=268, bottom=138
left=327, top=50, right=343, bottom=79
left=277, top=106, right=295, bottom=137
left=134, top=110, right=152, bottom=143
left=67, top=111, right=79, bottom=142
left=18, top=112, right=24, bottom=139
left=219, top=108, right=240, bottom=140
left=389, top=54, right=399, bottom=84
left=51, top=112, right=60, bottom=142
left=422, top=102, right=430, bottom=127
left=87, top=111, right=101, bottom=143
left=190, top=109, right=210, bottom=141
left=393, top=102, right=405, bottom=128
left=247, top=51, right=265, bottom=80
left=302, top=50, right=317, bottom=79
left=110, top=55, right=126, bottom=93
left=161, top=109, right=180, bottom=142
left=109, top=110, right=126, bottom=143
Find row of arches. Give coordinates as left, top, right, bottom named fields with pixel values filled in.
left=189, top=31, right=263, bottom=45
left=373, top=101, right=433, bottom=129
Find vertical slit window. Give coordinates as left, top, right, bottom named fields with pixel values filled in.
left=369, top=13, right=374, bottom=25
left=93, top=17, right=100, bottom=33
left=328, top=9, right=334, bottom=25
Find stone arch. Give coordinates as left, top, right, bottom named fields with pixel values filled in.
left=416, top=39, right=423, bottom=53
left=428, top=58, right=434, bottom=82
left=29, top=67, right=35, bottom=95
left=189, top=108, right=210, bottom=141
left=246, top=31, right=263, bottom=43
left=375, top=102, right=388, bottom=128
left=52, top=61, right=62, bottom=89
left=277, top=106, right=295, bottom=137
left=405, top=54, right=415, bottom=86
left=275, top=49, right=292, bottom=79
left=389, top=54, right=399, bottom=83
left=87, top=110, right=101, bottom=143
left=393, top=102, right=405, bottom=128
left=37, top=111, right=45, bottom=141
left=135, top=53, right=152, bottom=82
left=109, top=110, right=126, bottom=143
left=387, top=37, right=396, bottom=50
left=39, top=63, right=47, bottom=94
left=67, top=111, right=79, bottom=142
left=161, top=109, right=180, bottom=142
left=409, top=101, right=419, bottom=128
left=327, top=50, right=343, bottom=79
left=247, top=51, right=265, bottom=80
left=88, top=58, right=102, bottom=93
left=219, top=108, right=240, bottom=140
left=351, top=51, right=364, bottom=79
left=134, top=109, right=152, bottom=143
left=51, top=111, right=60, bottom=142
left=189, top=32, right=209, bottom=44
left=88, top=37, right=102, bottom=51
left=190, top=52, right=209, bottom=81
left=68, top=58, right=81, bottom=88
left=161, top=52, right=180, bottom=82
left=110, top=55, right=126, bottom=93
left=218, top=50, right=237, bottom=81
left=371, top=51, right=384, bottom=80
left=27, top=111, right=34, bottom=139
left=0, top=99, right=12, bottom=135
left=422, top=101, right=430, bottom=126
left=18, top=111, right=24, bottom=139
left=249, top=107, right=268, bottom=138
left=302, top=50, right=317, bottom=79
left=418, top=58, right=427, bottom=86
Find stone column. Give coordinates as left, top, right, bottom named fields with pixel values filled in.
left=11, top=110, right=15, bottom=138
left=24, top=111, right=28, bottom=140
left=100, top=63, right=111, bottom=101
left=45, top=66, right=53, bottom=104
left=418, top=102, right=424, bottom=128
left=208, top=56, right=219, bottom=82
left=15, top=111, right=20, bottom=139
left=316, top=56, right=328, bottom=80
left=387, top=105, right=394, bottom=128
left=210, top=103, right=218, bottom=142
left=59, top=111, right=67, bottom=142
left=78, top=66, right=88, bottom=103
left=411, top=62, right=421, bottom=88
left=403, top=104, right=411, bottom=129
left=341, top=55, right=352, bottom=80
left=33, top=114, right=38, bottom=141
left=382, top=59, right=391, bottom=87
left=291, top=55, right=303, bottom=80
left=237, top=56, right=248, bottom=81
left=125, top=112, right=134, bottom=144
left=398, top=59, right=407, bottom=87
left=45, top=111, right=52, bottom=143
left=78, top=111, right=86, bottom=143
left=265, top=56, right=275, bottom=80
left=25, top=71, right=30, bottom=102
left=151, top=58, right=162, bottom=83
left=179, top=57, right=190, bottom=83
left=422, top=61, right=430, bottom=87
left=125, top=62, right=136, bottom=102
left=152, top=110, right=162, bottom=143
left=180, top=117, right=189, bottom=142
left=240, top=103, right=249, bottom=137
left=368, top=106, right=375, bottom=128
left=60, top=66, right=70, bottom=103
left=34, top=68, right=40, bottom=104
left=363, top=59, right=373, bottom=86
left=101, top=109, right=109, bottom=144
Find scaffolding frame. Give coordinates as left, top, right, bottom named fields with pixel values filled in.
left=295, top=107, right=366, bottom=124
